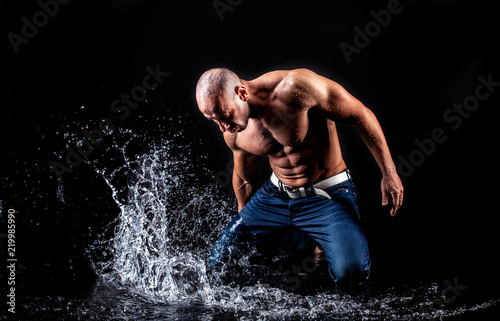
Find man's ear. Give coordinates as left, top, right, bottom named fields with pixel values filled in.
left=235, top=85, right=249, bottom=102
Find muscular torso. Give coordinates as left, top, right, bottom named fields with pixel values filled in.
left=208, top=69, right=402, bottom=215
left=230, top=100, right=346, bottom=187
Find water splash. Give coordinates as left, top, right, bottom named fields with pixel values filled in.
left=89, top=135, right=234, bottom=304
left=86, top=133, right=498, bottom=320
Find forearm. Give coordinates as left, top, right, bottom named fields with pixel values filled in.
left=354, top=107, right=404, bottom=216
left=354, top=108, right=397, bottom=177
left=233, top=172, right=258, bottom=212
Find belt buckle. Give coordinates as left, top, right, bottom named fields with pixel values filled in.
left=285, top=185, right=313, bottom=198
left=281, top=184, right=301, bottom=198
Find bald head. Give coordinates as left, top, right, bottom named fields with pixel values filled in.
left=195, top=68, right=250, bottom=133
left=196, top=68, right=243, bottom=114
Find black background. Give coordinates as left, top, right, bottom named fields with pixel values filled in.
left=1, top=0, right=499, bottom=318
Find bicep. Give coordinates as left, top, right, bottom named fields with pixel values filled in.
left=224, top=133, right=260, bottom=181
left=300, top=70, right=369, bottom=123
left=232, top=149, right=260, bottom=182
left=314, top=79, right=387, bottom=147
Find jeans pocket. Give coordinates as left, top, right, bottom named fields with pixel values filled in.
left=326, top=181, right=350, bottom=197
left=327, top=182, right=358, bottom=209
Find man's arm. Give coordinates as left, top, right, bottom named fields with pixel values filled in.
left=224, top=133, right=260, bottom=212
left=347, top=104, right=403, bottom=216
left=287, top=69, right=404, bottom=216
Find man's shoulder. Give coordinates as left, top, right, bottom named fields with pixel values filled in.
left=263, top=68, right=313, bottom=84
left=272, top=69, right=320, bottom=107
left=255, top=69, right=316, bottom=89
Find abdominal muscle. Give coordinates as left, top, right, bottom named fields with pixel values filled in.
left=236, top=112, right=346, bottom=187
left=269, top=142, right=346, bottom=187
left=267, top=119, right=346, bottom=187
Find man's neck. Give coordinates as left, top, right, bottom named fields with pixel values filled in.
left=242, top=79, right=269, bottom=119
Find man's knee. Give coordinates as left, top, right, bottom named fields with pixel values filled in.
left=207, top=230, right=237, bottom=270
left=330, top=259, right=371, bottom=284
left=207, top=227, right=253, bottom=272
left=207, top=257, right=226, bottom=276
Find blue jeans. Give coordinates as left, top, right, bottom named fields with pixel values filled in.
left=208, top=177, right=371, bottom=283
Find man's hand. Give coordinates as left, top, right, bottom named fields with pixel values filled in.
left=381, top=174, right=404, bottom=216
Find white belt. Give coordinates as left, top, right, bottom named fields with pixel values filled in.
left=270, top=170, right=350, bottom=200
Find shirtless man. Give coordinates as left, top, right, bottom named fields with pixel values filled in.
left=196, top=68, right=403, bottom=284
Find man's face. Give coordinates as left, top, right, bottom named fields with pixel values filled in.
left=199, top=92, right=250, bottom=133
